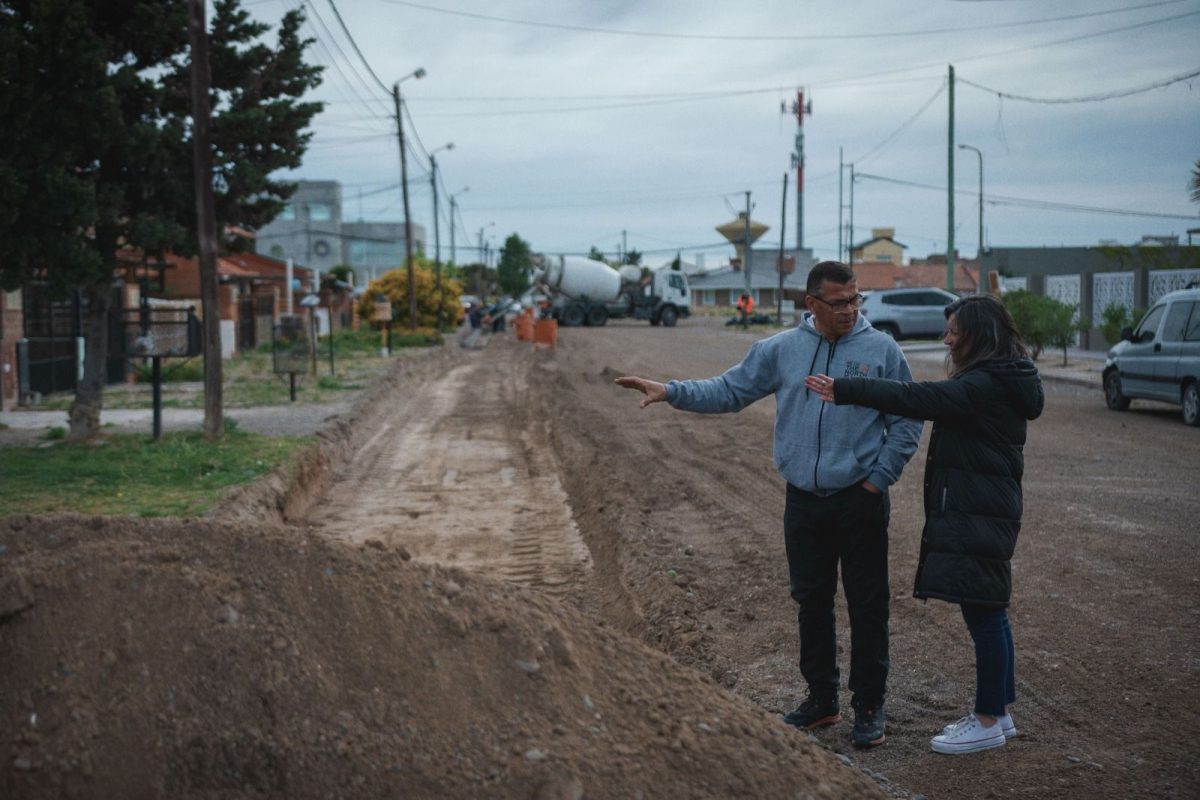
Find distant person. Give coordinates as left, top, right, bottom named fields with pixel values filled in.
left=615, top=261, right=922, bottom=748
left=736, top=291, right=755, bottom=328
left=461, top=302, right=485, bottom=349
left=806, top=293, right=1043, bottom=755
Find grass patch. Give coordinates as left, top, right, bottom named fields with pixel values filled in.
left=0, top=430, right=311, bottom=517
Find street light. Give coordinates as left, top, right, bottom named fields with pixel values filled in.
left=393, top=66, right=426, bottom=329
left=429, top=142, right=454, bottom=330
left=958, top=143, right=983, bottom=294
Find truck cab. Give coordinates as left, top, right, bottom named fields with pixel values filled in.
left=632, top=270, right=691, bottom=327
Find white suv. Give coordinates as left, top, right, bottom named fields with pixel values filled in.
left=859, top=287, right=959, bottom=339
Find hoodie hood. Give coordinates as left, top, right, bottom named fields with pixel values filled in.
left=981, top=358, right=1044, bottom=421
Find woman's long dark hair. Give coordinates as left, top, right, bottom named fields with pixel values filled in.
left=944, top=295, right=1029, bottom=376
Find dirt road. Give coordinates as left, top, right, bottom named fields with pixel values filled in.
left=4, top=316, right=1196, bottom=798
left=308, top=317, right=1198, bottom=798
left=523, top=317, right=1200, bottom=799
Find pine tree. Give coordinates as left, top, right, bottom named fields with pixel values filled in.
left=0, top=0, right=321, bottom=439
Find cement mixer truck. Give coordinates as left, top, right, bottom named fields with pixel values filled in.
left=536, top=254, right=691, bottom=327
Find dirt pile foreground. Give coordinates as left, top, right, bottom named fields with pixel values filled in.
left=0, top=515, right=883, bottom=799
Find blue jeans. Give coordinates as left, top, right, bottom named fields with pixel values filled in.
left=961, top=603, right=1016, bottom=717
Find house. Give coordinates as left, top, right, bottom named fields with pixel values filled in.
left=688, top=248, right=816, bottom=312
left=902, top=253, right=981, bottom=293
left=851, top=228, right=906, bottom=264
left=254, top=180, right=427, bottom=289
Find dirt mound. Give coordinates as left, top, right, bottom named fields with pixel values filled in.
left=0, top=514, right=883, bottom=799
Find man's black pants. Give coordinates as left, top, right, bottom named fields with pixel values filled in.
left=783, top=482, right=890, bottom=709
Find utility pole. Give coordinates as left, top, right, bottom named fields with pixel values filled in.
left=187, top=0, right=222, bottom=439
left=743, top=191, right=753, bottom=295
left=784, top=89, right=812, bottom=250
left=621, top=229, right=627, bottom=265
left=947, top=64, right=956, bottom=292
left=392, top=68, right=425, bottom=330
left=778, top=172, right=788, bottom=323
left=430, top=143, right=453, bottom=332
left=838, top=147, right=844, bottom=262
left=847, top=163, right=856, bottom=264
left=959, top=143, right=984, bottom=293
left=431, top=154, right=442, bottom=331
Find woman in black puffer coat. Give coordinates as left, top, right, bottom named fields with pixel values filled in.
left=806, top=294, right=1043, bottom=757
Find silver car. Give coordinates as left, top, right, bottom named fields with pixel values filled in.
left=1103, top=286, right=1200, bottom=426
left=858, top=287, right=959, bottom=339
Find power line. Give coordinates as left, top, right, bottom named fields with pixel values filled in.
left=302, top=0, right=389, bottom=108
left=377, top=0, right=1187, bottom=42
left=855, top=172, right=1197, bottom=220
left=323, top=0, right=392, bottom=95
left=290, top=0, right=388, bottom=121
left=852, top=80, right=948, bottom=164
left=959, top=66, right=1200, bottom=103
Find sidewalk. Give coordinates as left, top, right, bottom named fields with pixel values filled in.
left=0, top=402, right=351, bottom=439
left=901, top=342, right=1104, bottom=388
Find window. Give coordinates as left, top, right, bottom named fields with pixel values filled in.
left=269, top=245, right=285, bottom=258
left=307, top=203, right=332, bottom=222
left=1182, top=302, right=1200, bottom=342
left=669, top=274, right=684, bottom=291
left=1161, top=301, right=1192, bottom=342
left=278, top=204, right=295, bottom=220
left=1135, top=304, right=1166, bottom=343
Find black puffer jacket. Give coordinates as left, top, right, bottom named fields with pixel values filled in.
left=835, top=359, right=1044, bottom=607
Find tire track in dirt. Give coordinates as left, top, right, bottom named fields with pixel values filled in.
left=301, top=351, right=592, bottom=597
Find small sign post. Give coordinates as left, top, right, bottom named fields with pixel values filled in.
left=373, top=297, right=392, bottom=356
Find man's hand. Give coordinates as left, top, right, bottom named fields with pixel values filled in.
left=614, top=376, right=668, bottom=408
left=860, top=480, right=881, bottom=495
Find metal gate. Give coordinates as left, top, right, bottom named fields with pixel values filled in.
left=18, top=284, right=126, bottom=401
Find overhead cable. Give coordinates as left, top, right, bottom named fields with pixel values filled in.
left=377, top=0, right=1186, bottom=42
left=323, top=0, right=393, bottom=95
left=855, top=173, right=1197, bottom=220
left=959, top=67, right=1200, bottom=103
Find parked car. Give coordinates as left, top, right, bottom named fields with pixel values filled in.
left=858, top=287, right=959, bottom=339
left=1103, top=286, right=1200, bottom=426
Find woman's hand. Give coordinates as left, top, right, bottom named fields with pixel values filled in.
left=805, top=373, right=835, bottom=402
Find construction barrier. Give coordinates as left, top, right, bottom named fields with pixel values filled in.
left=533, top=318, right=558, bottom=350
left=515, top=310, right=534, bottom=341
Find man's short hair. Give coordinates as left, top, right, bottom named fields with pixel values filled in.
left=806, top=261, right=856, bottom=296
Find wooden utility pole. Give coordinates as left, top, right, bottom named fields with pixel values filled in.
left=188, top=0, right=223, bottom=439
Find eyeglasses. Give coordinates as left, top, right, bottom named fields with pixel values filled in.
left=809, top=293, right=865, bottom=311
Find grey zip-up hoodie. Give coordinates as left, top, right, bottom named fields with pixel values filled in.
left=666, top=314, right=923, bottom=495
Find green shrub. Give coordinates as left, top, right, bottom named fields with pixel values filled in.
left=43, top=426, right=66, bottom=440
left=134, top=358, right=204, bottom=383
left=1003, top=290, right=1090, bottom=364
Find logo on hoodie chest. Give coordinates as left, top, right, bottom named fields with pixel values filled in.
left=841, top=360, right=872, bottom=378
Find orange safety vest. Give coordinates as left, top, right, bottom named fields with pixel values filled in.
left=737, top=294, right=755, bottom=313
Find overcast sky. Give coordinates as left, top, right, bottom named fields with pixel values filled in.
left=244, top=0, right=1200, bottom=266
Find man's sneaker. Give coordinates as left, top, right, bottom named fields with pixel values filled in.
left=931, top=713, right=1006, bottom=755
left=782, top=696, right=841, bottom=730
left=851, top=705, right=886, bottom=748
left=943, top=712, right=1017, bottom=740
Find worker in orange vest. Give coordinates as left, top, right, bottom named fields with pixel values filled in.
left=736, top=291, right=755, bottom=329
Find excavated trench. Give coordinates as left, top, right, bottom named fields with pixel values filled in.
left=292, top=343, right=596, bottom=602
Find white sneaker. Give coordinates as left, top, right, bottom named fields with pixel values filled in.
left=931, top=713, right=1006, bottom=755
left=943, top=712, right=1017, bottom=739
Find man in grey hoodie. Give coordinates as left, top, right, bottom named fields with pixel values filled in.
left=616, top=261, right=922, bottom=748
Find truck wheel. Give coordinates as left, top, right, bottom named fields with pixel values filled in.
left=586, top=306, right=608, bottom=327
left=562, top=304, right=586, bottom=327
left=1104, top=370, right=1131, bottom=411
left=1182, top=382, right=1199, bottom=426
left=659, top=306, right=678, bottom=327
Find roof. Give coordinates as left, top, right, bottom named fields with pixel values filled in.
left=851, top=262, right=898, bottom=290
left=851, top=236, right=907, bottom=251
left=687, top=265, right=811, bottom=292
